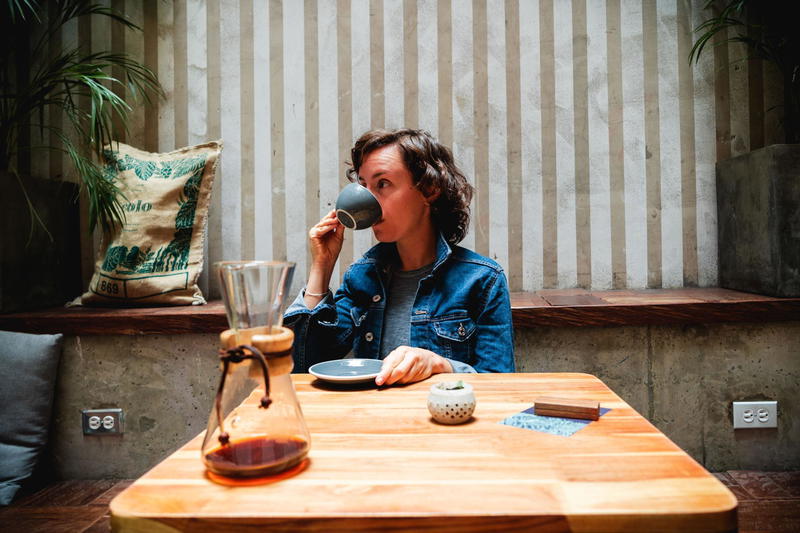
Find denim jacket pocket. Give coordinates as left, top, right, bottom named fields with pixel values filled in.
left=432, top=316, right=476, bottom=362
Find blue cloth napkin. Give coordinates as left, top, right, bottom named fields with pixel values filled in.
left=499, top=406, right=611, bottom=437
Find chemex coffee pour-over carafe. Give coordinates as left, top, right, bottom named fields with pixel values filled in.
left=202, top=261, right=310, bottom=478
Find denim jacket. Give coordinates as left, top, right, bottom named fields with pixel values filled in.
left=284, top=233, right=515, bottom=374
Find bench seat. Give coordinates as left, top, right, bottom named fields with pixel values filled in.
left=1, top=288, right=799, bottom=335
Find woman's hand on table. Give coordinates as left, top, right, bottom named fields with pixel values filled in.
left=375, top=346, right=453, bottom=386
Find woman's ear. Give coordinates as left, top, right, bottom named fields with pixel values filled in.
left=425, top=186, right=441, bottom=204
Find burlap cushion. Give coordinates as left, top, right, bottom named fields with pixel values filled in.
left=78, top=141, right=221, bottom=306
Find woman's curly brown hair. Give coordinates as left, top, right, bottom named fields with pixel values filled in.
left=346, top=128, right=474, bottom=245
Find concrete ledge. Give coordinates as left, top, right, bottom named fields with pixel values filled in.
left=2, top=288, right=800, bottom=335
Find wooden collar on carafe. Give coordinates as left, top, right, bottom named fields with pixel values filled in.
left=220, top=326, right=294, bottom=375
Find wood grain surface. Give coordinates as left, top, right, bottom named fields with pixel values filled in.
left=2, top=288, right=798, bottom=335
left=110, top=373, right=737, bottom=532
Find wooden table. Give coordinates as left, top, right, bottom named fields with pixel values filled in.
left=110, top=373, right=737, bottom=532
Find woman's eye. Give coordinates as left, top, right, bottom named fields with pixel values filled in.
left=378, top=179, right=390, bottom=189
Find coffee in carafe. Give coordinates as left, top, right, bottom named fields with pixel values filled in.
left=202, top=261, right=310, bottom=479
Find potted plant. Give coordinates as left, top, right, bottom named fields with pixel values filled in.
left=691, top=0, right=800, bottom=297
left=0, top=0, right=162, bottom=311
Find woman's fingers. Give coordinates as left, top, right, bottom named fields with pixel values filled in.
left=377, top=348, right=425, bottom=385
left=310, top=211, right=344, bottom=239
left=310, top=223, right=335, bottom=238
left=388, top=351, right=417, bottom=384
left=376, top=347, right=447, bottom=386
left=376, top=349, right=405, bottom=386
left=399, top=357, right=425, bottom=384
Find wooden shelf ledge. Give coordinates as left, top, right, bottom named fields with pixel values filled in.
left=1, top=288, right=799, bottom=336
left=511, top=288, right=800, bottom=328
left=0, top=301, right=228, bottom=336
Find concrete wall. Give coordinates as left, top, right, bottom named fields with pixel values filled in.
left=51, top=334, right=220, bottom=479
left=516, top=321, right=800, bottom=472
left=50, top=322, right=800, bottom=479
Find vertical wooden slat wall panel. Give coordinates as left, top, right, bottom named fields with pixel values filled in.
left=304, top=0, right=319, bottom=276
left=125, top=1, right=145, bottom=149
left=205, top=0, right=222, bottom=296
left=606, top=0, right=626, bottom=290
left=437, top=0, right=453, bottom=151
left=554, top=0, right=576, bottom=288
left=32, top=0, right=772, bottom=295
left=336, top=0, right=353, bottom=285
left=519, top=0, right=543, bottom=291
left=268, top=0, right=286, bottom=264
left=538, top=0, right=557, bottom=289
left=450, top=0, right=471, bottom=248
left=157, top=1, right=175, bottom=154
left=505, top=0, right=522, bottom=291
left=691, top=0, right=718, bottom=288
left=253, top=0, right=273, bottom=262
left=620, top=0, right=647, bottom=289
left=219, top=0, right=242, bottom=261
left=283, top=0, right=307, bottom=285
left=728, top=39, right=750, bottom=157
left=587, top=0, right=612, bottom=290
left=472, top=0, right=490, bottom=260
left=656, top=0, right=682, bottom=288
left=143, top=1, right=158, bottom=153
left=384, top=0, right=405, bottom=129
left=172, top=1, right=188, bottom=149
left=487, top=0, right=508, bottom=273
left=642, top=0, right=662, bottom=289
left=240, top=0, right=256, bottom=262
left=677, top=0, right=698, bottom=287
left=404, top=0, right=419, bottom=128
left=75, top=4, right=93, bottom=286
left=351, top=0, right=372, bottom=267
left=417, top=0, right=438, bottom=137
left=572, top=0, right=590, bottom=289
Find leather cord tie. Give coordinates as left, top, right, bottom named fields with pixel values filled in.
left=214, top=344, right=272, bottom=446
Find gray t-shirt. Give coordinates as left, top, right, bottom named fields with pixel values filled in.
left=380, top=263, right=434, bottom=358
left=380, top=263, right=475, bottom=373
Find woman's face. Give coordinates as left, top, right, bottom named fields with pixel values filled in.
left=357, top=144, right=434, bottom=245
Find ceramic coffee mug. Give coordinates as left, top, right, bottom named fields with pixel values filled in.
left=335, top=183, right=382, bottom=230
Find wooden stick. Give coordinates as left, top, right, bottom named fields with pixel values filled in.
left=534, top=396, right=600, bottom=420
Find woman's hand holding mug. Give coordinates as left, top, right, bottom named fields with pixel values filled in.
left=305, top=210, right=344, bottom=307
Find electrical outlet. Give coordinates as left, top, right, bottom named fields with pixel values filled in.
left=82, top=408, right=124, bottom=435
left=733, top=401, right=777, bottom=429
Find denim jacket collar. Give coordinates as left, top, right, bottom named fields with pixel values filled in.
left=362, top=231, right=453, bottom=274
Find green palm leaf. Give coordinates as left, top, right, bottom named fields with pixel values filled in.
left=1, top=0, right=164, bottom=233
left=690, top=0, right=800, bottom=143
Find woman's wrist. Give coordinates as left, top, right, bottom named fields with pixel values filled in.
left=435, top=354, right=454, bottom=374
left=304, top=287, right=330, bottom=297
left=307, top=264, right=333, bottom=293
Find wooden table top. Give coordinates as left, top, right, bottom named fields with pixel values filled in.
left=110, top=373, right=737, bottom=532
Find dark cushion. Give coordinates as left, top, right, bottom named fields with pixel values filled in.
left=0, top=331, right=63, bottom=505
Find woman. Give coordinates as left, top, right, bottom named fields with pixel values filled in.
left=284, top=129, right=514, bottom=386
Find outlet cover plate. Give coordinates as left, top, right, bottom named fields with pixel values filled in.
left=82, top=408, right=124, bottom=435
left=733, top=401, right=777, bottom=429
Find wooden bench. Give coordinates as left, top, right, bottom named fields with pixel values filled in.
left=2, top=288, right=800, bottom=335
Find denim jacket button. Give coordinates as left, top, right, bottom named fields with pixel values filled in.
left=372, top=294, right=381, bottom=302
left=365, top=332, right=374, bottom=342
left=458, top=323, right=466, bottom=337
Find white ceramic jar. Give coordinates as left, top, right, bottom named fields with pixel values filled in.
left=427, top=381, right=476, bottom=424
